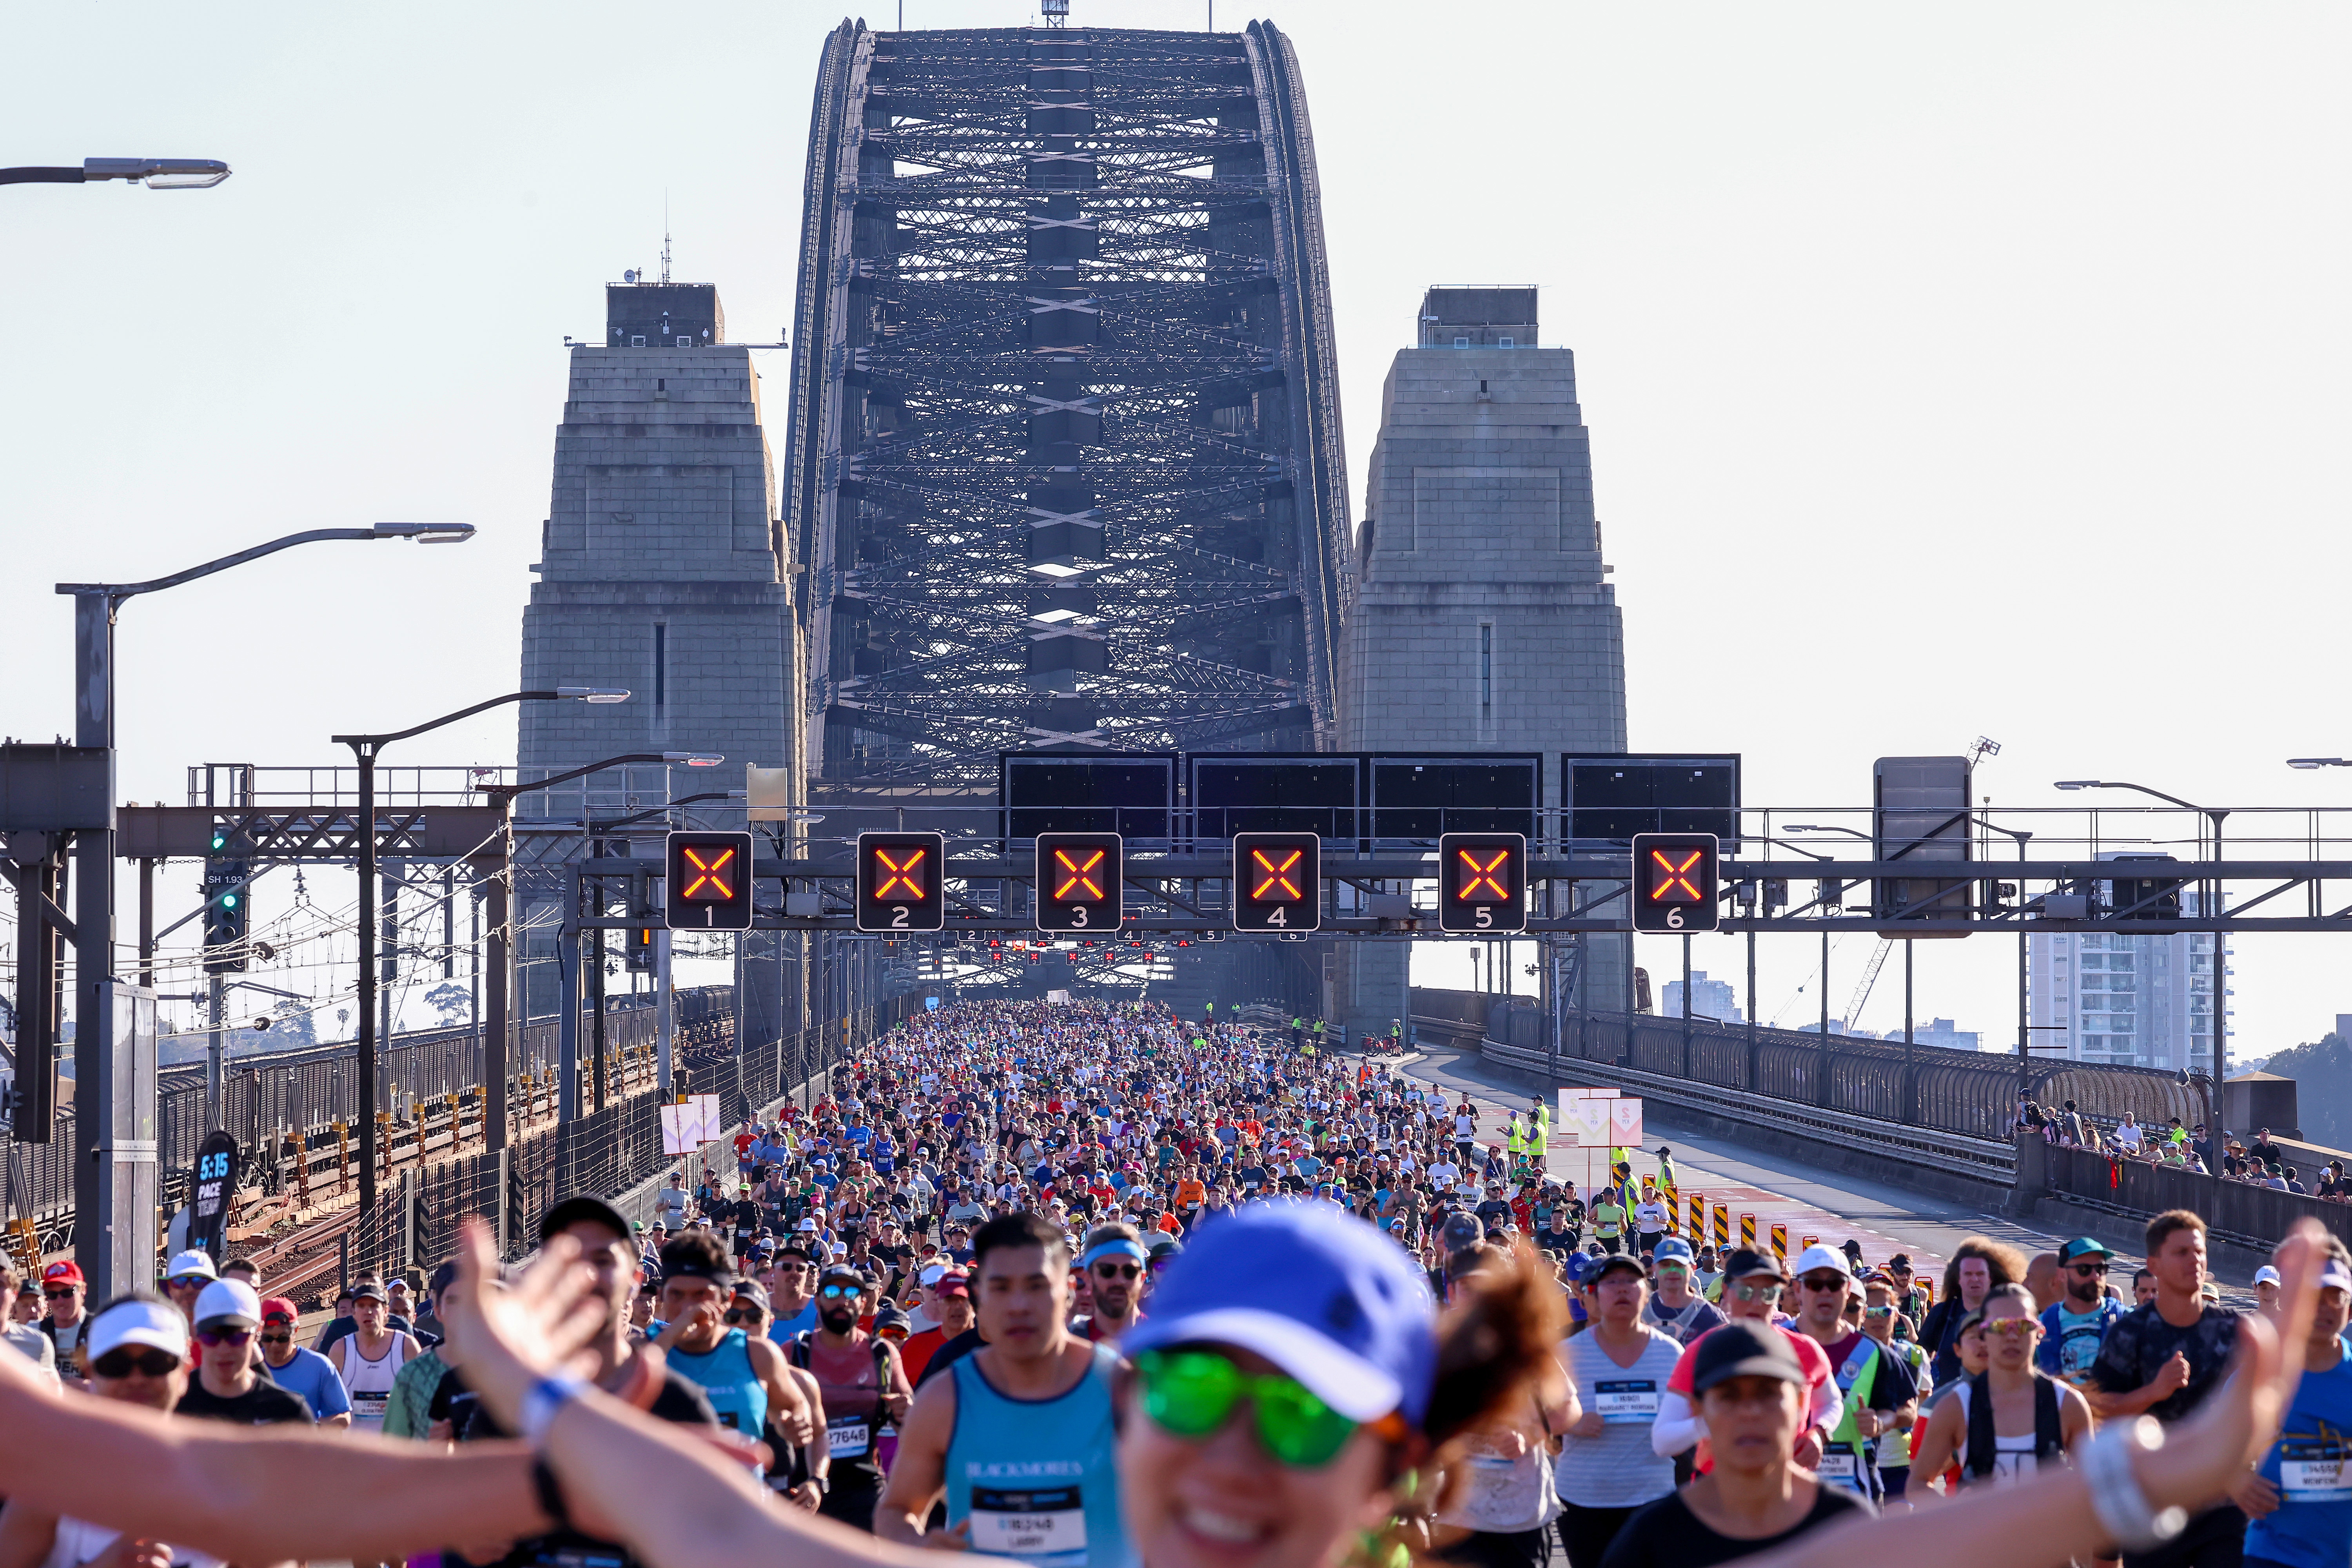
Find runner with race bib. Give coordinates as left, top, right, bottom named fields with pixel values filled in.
left=879, top=1213, right=1130, bottom=1568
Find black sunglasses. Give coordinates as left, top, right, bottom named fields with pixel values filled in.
left=723, top=1308, right=765, bottom=1325
left=93, top=1347, right=181, bottom=1379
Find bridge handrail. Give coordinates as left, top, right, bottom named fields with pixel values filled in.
left=1435, top=988, right=2208, bottom=1143
left=1479, top=1037, right=2016, bottom=1185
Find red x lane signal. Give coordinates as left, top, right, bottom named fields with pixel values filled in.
left=1438, top=833, right=1526, bottom=933
left=1456, top=847, right=1512, bottom=902
left=857, top=833, right=946, bottom=931
left=1648, top=846, right=1705, bottom=902
left=1632, top=833, right=1721, bottom=932
left=873, top=846, right=927, bottom=900
left=1252, top=846, right=1306, bottom=900
left=1035, top=833, right=1122, bottom=933
left=663, top=832, right=755, bottom=931
left=1232, top=833, right=1321, bottom=933
left=1055, top=848, right=1106, bottom=900
left=679, top=843, right=738, bottom=901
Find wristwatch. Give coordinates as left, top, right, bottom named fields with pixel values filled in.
left=807, top=1474, right=830, bottom=1496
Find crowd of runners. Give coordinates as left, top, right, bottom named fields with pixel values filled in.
left=0, top=995, right=2345, bottom=1568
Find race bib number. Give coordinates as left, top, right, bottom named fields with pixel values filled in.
left=2283, top=1457, right=2352, bottom=1500
left=1593, top=1381, right=1660, bottom=1422
left=829, top=1419, right=871, bottom=1458
left=970, top=1485, right=1086, bottom=1558
left=1814, top=1451, right=1865, bottom=1491
left=349, top=1392, right=390, bottom=1423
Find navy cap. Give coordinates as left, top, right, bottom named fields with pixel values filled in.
left=1689, top=1321, right=1807, bottom=1395
left=1584, top=1252, right=1646, bottom=1284
left=1123, top=1200, right=1438, bottom=1426
left=1440, top=1211, right=1483, bottom=1251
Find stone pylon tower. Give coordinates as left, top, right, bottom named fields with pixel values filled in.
left=1334, top=287, right=1631, bottom=1034
left=517, top=281, right=799, bottom=790
left=515, top=280, right=802, bottom=1041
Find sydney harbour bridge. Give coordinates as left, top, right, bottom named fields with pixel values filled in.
left=784, top=20, right=1351, bottom=789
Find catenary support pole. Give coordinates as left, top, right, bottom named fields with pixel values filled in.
left=70, top=590, right=154, bottom=1301
left=478, top=848, right=510, bottom=1152
left=558, top=866, right=581, bottom=1125
left=2211, top=808, right=2229, bottom=1217
left=207, top=973, right=225, bottom=1132
left=356, top=747, right=379, bottom=1216
left=1681, top=932, right=1693, bottom=1078
left=1904, top=938, right=1916, bottom=1124
left=589, top=922, right=608, bottom=1114
left=1746, top=926, right=1758, bottom=1090
left=137, top=860, right=154, bottom=989
left=656, top=927, right=675, bottom=1100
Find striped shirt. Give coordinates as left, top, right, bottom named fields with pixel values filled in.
left=1556, top=1325, right=1681, bottom=1508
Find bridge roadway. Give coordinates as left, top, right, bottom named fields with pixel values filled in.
left=1383, top=1034, right=2140, bottom=1288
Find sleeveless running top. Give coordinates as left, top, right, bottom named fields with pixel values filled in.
left=945, top=1343, right=1131, bottom=1568
left=667, top=1327, right=769, bottom=1439
left=1956, top=1374, right=2065, bottom=1487
left=333, top=1332, right=410, bottom=1430
left=790, top=1330, right=895, bottom=1483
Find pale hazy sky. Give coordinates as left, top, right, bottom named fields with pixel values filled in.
left=4, top=2, right=2347, bottom=1053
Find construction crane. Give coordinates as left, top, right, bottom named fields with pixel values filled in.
left=1845, top=939, right=1893, bottom=1032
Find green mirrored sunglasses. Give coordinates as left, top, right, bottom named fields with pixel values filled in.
left=1132, top=1348, right=1362, bottom=1468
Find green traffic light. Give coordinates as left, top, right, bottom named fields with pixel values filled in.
left=220, top=893, right=238, bottom=909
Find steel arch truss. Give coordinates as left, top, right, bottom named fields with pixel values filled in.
left=787, top=22, right=1350, bottom=789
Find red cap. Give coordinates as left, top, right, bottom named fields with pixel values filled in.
left=41, top=1260, right=84, bottom=1286
left=260, top=1296, right=300, bottom=1325
left=934, top=1270, right=971, bottom=1298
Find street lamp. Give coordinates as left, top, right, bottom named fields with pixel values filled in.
left=331, top=689, right=632, bottom=1215
left=2055, top=778, right=2229, bottom=1210
left=48, top=521, right=470, bottom=1300
left=2, top=157, right=232, bottom=189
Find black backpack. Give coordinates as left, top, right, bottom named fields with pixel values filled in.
left=1963, top=1370, right=2065, bottom=1482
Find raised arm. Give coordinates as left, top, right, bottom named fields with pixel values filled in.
left=0, top=1347, right=550, bottom=1564
left=1726, top=1220, right=2326, bottom=1568
left=443, top=1221, right=930, bottom=1568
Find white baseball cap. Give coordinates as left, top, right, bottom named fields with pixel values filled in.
left=2254, top=1265, right=2285, bottom=1288
left=1793, top=1243, right=1853, bottom=1280
left=87, top=1297, right=189, bottom=1363
left=164, top=1250, right=218, bottom=1283
left=193, top=1278, right=263, bottom=1330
